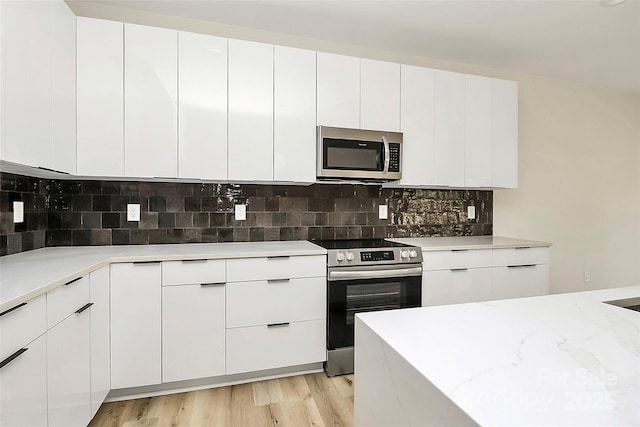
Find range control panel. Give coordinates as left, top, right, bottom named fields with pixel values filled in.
left=361, top=250, right=395, bottom=262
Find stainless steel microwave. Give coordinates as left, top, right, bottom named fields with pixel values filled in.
left=316, top=126, right=402, bottom=181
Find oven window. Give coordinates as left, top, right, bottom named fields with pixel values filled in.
left=345, top=282, right=402, bottom=325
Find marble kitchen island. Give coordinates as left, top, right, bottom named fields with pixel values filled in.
left=354, top=286, right=640, bottom=426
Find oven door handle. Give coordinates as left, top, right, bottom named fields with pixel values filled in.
left=328, top=266, right=422, bottom=281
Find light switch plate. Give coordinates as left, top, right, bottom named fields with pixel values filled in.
left=378, top=204, right=388, bottom=220
left=127, top=204, right=140, bottom=222
left=13, top=201, right=24, bottom=223
left=235, top=204, right=246, bottom=221
left=467, top=205, right=476, bottom=220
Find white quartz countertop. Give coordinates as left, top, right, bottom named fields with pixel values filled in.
left=357, top=286, right=640, bottom=426
left=0, top=241, right=326, bottom=313
left=387, top=235, right=551, bottom=251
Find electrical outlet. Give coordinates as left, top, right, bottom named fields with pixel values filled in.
left=467, top=205, right=476, bottom=220
left=13, top=201, right=24, bottom=223
left=235, top=204, right=246, bottom=221
left=127, top=204, right=140, bottom=222
left=583, top=271, right=590, bottom=283
left=378, top=204, right=388, bottom=220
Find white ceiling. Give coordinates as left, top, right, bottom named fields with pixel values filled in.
left=73, top=0, right=640, bottom=94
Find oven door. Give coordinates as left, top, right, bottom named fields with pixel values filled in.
left=327, top=264, right=422, bottom=350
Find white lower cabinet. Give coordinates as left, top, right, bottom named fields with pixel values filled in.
left=422, top=268, right=493, bottom=306
left=162, top=283, right=225, bottom=383
left=493, top=264, right=549, bottom=300
left=0, top=334, right=48, bottom=427
left=90, top=266, right=110, bottom=417
left=226, top=320, right=325, bottom=375
left=110, top=262, right=162, bottom=389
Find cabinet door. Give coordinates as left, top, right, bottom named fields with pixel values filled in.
left=162, top=284, right=225, bottom=383
left=491, top=78, right=518, bottom=188
left=422, top=268, right=492, bottom=306
left=399, top=65, right=435, bottom=186
left=1, top=0, right=52, bottom=168
left=47, top=305, right=92, bottom=427
left=273, top=46, right=316, bottom=183
left=125, top=23, right=177, bottom=178
left=433, top=70, right=465, bottom=187
left=360, top=59, right=400, bottom=131
left=228, top=39, right=273, bottom=181
left=77, top=17, right=124, bottom=176
left=465, top=75, right=492, bottom=188
left=89, top=266, right=110, bottom=417
left=316, top=52, right=360, bottom=128
left=492, top=264, right=549, bottom=300
left=0, top=334, right=47, bottom=427
left=178, top=32, right=227, bottom=180
left=51, top=0, right=76, bottom=174
left=110, top=262, right=161, bottom=389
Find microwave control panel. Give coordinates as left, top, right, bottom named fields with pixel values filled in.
left=389, top=144, right=401, bottom=172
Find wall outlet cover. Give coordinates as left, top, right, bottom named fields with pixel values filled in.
left=13, top=201, right=24, bottom=223
left=379, top=204, right=388, bottom=220
left=127, top=204, right=140, bottom=222
left=467, top=205, right=476, bottom=220
left=235, top=204, right=246, bottom=221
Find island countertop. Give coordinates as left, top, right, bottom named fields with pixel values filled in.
left=355, top=285, right=640, bottom=426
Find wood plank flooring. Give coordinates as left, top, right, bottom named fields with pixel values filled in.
left=88, top=373, right=354, bottom=427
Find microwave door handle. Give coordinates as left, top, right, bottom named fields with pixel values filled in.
left=382, top=136, right=390, bottom=173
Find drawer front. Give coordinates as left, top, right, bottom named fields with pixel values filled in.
left=493, top=247, right=549, bottom=267
left=47, top=275, right=90, bottom=329
left=162, top=259, right=225, bottom=286
left=226, top=277, right=326, bottom=328
left=422, top=268, right=493, bottom=307
left=226, top=255, right=325, bottom=282
left=422, top=249, right=492, bottom=271
left=0, top=294, right=46, bottom=360
left=226, top=319, right=326, bottom=375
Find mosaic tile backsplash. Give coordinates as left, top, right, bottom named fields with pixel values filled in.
left=0, top=172, right=492, bottom=256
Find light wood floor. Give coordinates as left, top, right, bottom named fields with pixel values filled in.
left=88, top=373, right=354, bottom=427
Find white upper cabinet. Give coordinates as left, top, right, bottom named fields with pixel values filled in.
left=178, top=32, right=227, bottom=180
left=491, top=78, right=518, bottom=188
left=274, top=46, right=316, bottom=183
left=51, top=0, right=76, bottom=175
left=433, top=70, right=466, bottom=187
left=228, top=39, right=273, bottom=181
left=360, top=59, right=400, bottom=131
left=1, top=0, right=53, bottom=169
left=317, top=52, right=360, bottom=129
left=465, top=75, right=492, bottom=188
left=124, top=23, right=177, bottom=178
left=399, top=65, right=435, bottom=187
left=76, top=17, right=124, bottom=177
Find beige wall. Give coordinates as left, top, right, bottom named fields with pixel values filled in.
left=70, top=3, right=640, bottom=294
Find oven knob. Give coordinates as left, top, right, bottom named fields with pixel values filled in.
left=409, top=250, right=418, bottom=258
left=346, top=252, right=355, bottom=261
left=336, top=252, right=346, bottom=262
left=401, top=250, right=409, bottom=259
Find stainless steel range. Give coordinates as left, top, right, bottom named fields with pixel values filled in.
left=312, top=239, right=423, bottom=377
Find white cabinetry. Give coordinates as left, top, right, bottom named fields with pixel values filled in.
left=90, top=266, right=110, bottom=417
left=110, top=262, right=162, bottom=389
left=317, top=52, right=360, bottom=128
left=76, top=17, right=124, bottom=177
left=423, top=269, right=493, bottom=306
left=491, top=79, right=518, bottom=188
left=360, top=59, right=400, bottom=131
left=465, top=75, right=492, bottom=188
left=228, top=39, right=273, bottom=181
left=46, top=274, right=92, bottom=427
left=274, top=46, right=317, bottom=183
left=0, top=295, right=47, bottom=427
left=398, top=65, right=435, bottom=187
left=124, top=23, right=177, bottom=178
left=178, top=32, right=227, bottom=180
left=161, top=260, right=226, bottom=383
left=492, top=247, right=549, bottom=299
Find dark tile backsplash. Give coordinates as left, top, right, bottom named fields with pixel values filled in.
left=0, top=172, right=492, bottom=256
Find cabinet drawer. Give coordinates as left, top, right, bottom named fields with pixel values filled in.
left=0, top=294, right=46, bottom=360
left=162, top=259, right=225, bottom=286
left=493, top=247, right=549, bottom=267
left=226, top=255, right=325, bottom=282
left=226, top=277, right=326, bottom=328
left=226, top=319, right=325, bottom=374
left=422, top=249, right=492, bottom=271
left=47, top=275, right=90, bottom=329
left=422, top=268, right=493, bottom=307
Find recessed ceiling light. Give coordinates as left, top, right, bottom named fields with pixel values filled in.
left=600, top=0, right=626, bottom=6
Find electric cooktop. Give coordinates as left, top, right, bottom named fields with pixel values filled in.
left=311, top=239, right=412, bottom=250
